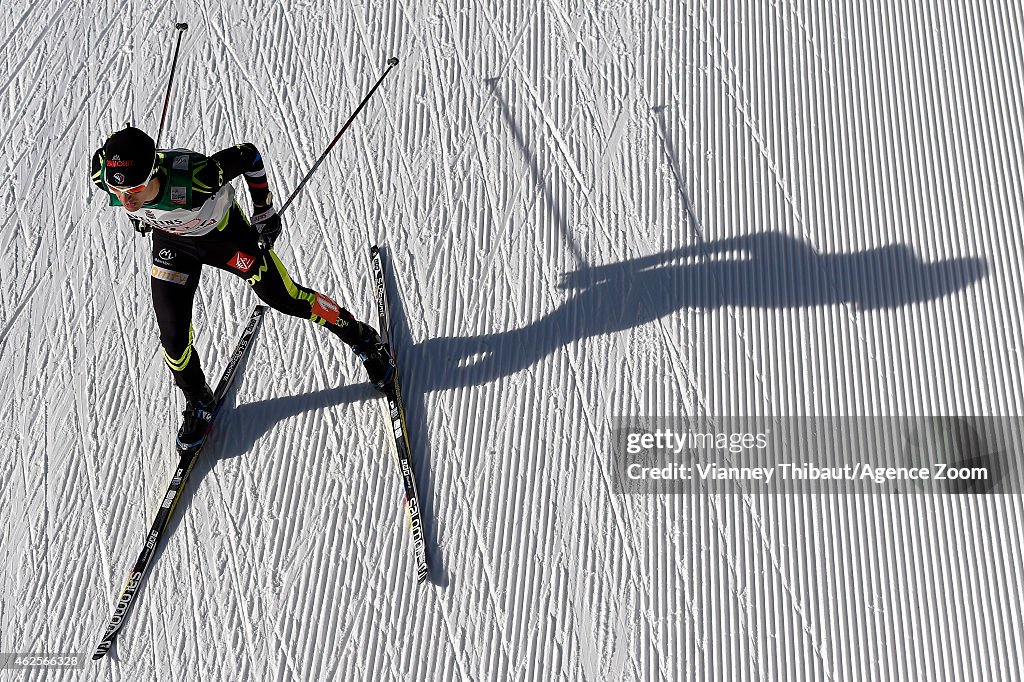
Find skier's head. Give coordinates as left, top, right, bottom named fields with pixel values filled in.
left=102, top=126, right=156, bottom=190
left=103, top=126, right=157, bottom=212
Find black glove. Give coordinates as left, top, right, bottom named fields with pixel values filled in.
left=252, top=206, right=281, bottom=250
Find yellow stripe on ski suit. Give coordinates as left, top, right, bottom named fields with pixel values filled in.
left=164, top=326, right=194, bottom=371
left=246, top=250, right=323, bottom=324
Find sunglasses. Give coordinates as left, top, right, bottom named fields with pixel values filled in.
left=108, top=179, right=150, bottom=195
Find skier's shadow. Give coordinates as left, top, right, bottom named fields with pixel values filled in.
left=150, top=232, right=988, bottom=590
left=404, top=232, right=989, bottom=392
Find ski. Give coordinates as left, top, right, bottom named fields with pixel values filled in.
left=93, top=304, right=267, bottom=660
left=370, top=245, right=428, bottom=583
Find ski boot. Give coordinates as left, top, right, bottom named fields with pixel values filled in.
left=350, top=322, right=395, bottom=391
left=177, top=384, right=216, bottom=452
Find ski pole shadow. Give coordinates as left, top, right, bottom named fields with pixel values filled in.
left=484, top=76, right=587, bottom=270
left=651, top=103, right=706, bottom=246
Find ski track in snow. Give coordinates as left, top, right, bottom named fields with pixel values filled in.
left=0, top=1, right=1023, bottom=680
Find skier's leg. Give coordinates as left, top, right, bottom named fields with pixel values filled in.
left=209, top=206, right=393, bottom=387
left=151, top=241, right=218, bottom=449
left=151, top=239, right=207, bottom=394
left=242, top=248, right=394, bottom=387
left=243, top=247, right=356, bottom=334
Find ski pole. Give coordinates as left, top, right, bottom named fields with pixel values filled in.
left=155, top=22, right=189, bottom=147
left=279, top=57, right=400, bottom=217
left=128, top=22, right=188, bottom=237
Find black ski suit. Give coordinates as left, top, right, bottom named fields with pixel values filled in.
left=91, top=143, right=363, bottom=394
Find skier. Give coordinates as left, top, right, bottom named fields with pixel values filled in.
left=91, top=126, right=394, bottom=451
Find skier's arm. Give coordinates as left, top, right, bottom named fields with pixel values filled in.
left=210, top=143, right=273, bottom=208
left=209, top=143, right=280, bottom=249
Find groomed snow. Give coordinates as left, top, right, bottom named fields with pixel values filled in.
left=1, top=1, right=1022, bottom=679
